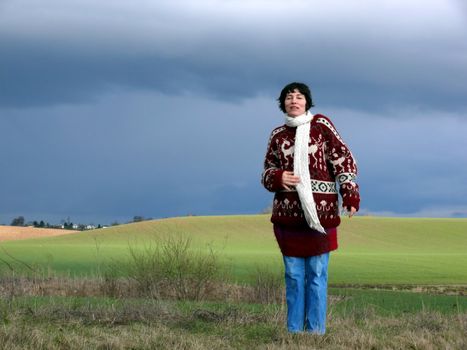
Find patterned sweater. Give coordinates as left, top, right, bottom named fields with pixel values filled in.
left=262, top=114, right=360, bottom=228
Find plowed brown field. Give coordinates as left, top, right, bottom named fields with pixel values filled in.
left=0, top=226, right=79, bottom=241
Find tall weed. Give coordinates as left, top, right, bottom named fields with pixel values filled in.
left=250, top=264, right=284, bottom=304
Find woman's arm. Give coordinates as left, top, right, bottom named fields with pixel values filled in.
left=262, top=129, right=286, bottom=192
left=318, top=115, right=360, bottom=213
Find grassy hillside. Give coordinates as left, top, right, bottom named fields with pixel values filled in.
left=1, top=215, right=466, bottom=285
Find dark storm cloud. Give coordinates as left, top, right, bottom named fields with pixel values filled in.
left=1, top=0, right=467, bottom=112
left=1, top=0, right=467, bottom=224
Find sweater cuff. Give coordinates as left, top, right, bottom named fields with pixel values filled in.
left=272, top=169, right=285, bottom=192
left=340, top=182, right=360, bottom=211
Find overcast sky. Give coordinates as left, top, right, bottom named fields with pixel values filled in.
left=1, top=0, right=467, bottom=225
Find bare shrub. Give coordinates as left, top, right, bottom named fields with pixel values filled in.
left=127, top=240, right=164, bottom=299
left=127, top=234, right=222, bottom=301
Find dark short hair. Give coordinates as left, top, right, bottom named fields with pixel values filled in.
left=277, top=82, right=314, bottom=113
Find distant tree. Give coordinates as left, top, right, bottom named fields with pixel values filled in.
left=39, top=220, right=45, bottom=228
left=133, top=215, right=144, bottom=223
left=33, top=221, right=39, bottom=227
left=11, top=216, right=25, bottom=226
left=111, top=221, right=120, bottom=226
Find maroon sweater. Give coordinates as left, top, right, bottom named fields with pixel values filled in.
left=262, top=114, right=360, bottom=256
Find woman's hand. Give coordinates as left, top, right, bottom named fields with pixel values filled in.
left=281, top=171, right=300, bottom=191
left=346, top=206, right=357, bottom=218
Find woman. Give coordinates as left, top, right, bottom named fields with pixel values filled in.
left=262, top=82, right=360, bottom=334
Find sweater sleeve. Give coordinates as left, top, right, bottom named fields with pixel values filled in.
left=318, top=115, right=360, bottom=211
left=261, top=129, right=285, bottom=192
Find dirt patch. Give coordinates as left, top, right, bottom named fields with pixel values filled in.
left=331, top=283, right=467, bottom=296
left=0, top=225, right=80, bottom=242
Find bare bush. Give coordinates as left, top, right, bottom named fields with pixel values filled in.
left=127, top=234, right=222, bottom=301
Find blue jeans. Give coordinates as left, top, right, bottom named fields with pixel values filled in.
left=283, top=253, right=330, bottom=334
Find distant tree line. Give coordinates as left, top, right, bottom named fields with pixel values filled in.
left=9, top=216, right=102, bottom=231
left=8, top=214, right=153, bottom=230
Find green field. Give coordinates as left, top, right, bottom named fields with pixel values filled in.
left=1, top=215, right=466, bottom=286
left=1, top=215, right=466, bottom=349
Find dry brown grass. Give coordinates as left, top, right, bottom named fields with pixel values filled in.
left=0, top=225, right=79, bottom=241
left=0, top=274, right=279, bottom=303
left=0, top=270, right=465, bottom=349
left=0, top=296, right=465, bottom=350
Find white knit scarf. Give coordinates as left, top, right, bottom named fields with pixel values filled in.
left=285, top=111, right=326, bottom=233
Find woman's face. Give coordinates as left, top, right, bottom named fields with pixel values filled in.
left=284, top=89, right=307, bottom=117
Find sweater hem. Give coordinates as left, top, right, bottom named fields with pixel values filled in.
left=270, top=216, right=341, bottom=229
